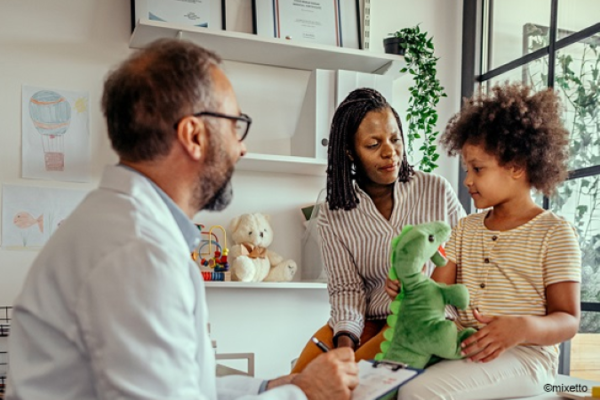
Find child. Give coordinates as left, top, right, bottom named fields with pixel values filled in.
left=398, top=83, right=581, bottom=400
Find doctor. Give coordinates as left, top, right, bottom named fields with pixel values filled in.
left=6, top=39, right=358, bottom=400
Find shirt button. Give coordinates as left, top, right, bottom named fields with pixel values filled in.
left=480, top=283, right=486, bottom=289
left=491, top=236, right=498, bottom=241
left=484, top=258, right=490, bottom=263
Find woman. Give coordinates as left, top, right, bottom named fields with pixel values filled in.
left=291, top=88, right=465, bottom=372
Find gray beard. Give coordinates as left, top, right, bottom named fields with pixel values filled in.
left=202, top=177, right=233, bottom=211
left=195, top=123, right=235, bottom=213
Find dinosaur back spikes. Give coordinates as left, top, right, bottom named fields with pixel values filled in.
left=390, top=298, right=401, bottom=314
left=386, top=314, right=398, bottom=328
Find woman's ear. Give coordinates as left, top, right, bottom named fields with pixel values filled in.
left=346, top=150, right=354, bottom=162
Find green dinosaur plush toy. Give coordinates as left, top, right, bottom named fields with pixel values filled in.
left=375, top=221, right=476, bottom=369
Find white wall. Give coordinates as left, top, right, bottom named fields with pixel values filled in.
left=0, top=0, right=127, bottom=304
left=370, top=0, right=465, bottom=191
left=0, top=0, right=464, bottom=379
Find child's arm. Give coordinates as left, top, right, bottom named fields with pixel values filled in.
left=460, top=281, right=580, bottom=363
left=431, top=260, right=457, bottom=285
left=520, top=281, right=580, bottom=345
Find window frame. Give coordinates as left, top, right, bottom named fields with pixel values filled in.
left=460, top=0, right=600, bottom=374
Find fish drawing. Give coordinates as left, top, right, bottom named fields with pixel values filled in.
left=13, top=212, right=44, bottom=233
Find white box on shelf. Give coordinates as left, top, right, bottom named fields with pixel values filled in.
left=291, top=69, right=336, bottom=161
left=291, top=69, right=394, bottom=162
left=335, top=70, right=393, bottom=107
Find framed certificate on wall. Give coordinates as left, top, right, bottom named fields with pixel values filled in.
left=253, top=0, right=342, bottom=47
left=131, top=0, right=225, bottom=32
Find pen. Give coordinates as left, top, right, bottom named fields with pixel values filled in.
left=311, top=337, right=330, bottom=353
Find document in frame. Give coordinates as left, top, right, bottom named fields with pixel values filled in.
left=275, top=0, right=341, bottom=46
left=352, top=360, right=421, bottom=400
left=144, top=0, right=211, bottom=27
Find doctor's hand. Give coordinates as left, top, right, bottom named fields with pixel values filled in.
left=385, top=276, right=400, bottom=300
left=460, top=309, right=525, bottom=363
left=292, top=348, right=359, bottom=400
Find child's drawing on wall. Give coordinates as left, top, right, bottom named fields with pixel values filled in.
left=12, top=212, right=44, bottom=246
left=22, top=85, right=90, bottom=182
left=2, top=185, right=87, bottom=250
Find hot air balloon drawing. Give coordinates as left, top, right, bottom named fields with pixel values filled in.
left=28, top=90, right=71, bottom=171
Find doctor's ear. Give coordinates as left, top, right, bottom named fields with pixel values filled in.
left=177, top=116, right=207, bottom=161
left=346, top=150, right=354, bottom=162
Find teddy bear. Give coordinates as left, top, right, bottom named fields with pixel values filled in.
left=228, top=213, right=298, bottom=282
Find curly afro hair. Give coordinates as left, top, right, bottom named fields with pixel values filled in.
left=440, top=83, right=570, bottom=196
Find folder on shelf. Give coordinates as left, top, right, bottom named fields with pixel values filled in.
left=352, top=359, right=423, bottom=400
left=292, top=69, right=394, bottom=162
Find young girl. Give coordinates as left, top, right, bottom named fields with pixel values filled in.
left=397, top=83, right=581, bottom=400
left=291, top=88, right=465, bottom=373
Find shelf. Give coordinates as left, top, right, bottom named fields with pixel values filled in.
left=204, top=281, right=327, bottom=289
left=237, top=153, right=327, bottom=176
left=130, top=19, right=406, bottom=76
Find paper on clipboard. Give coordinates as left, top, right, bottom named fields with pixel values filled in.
left=352, top=360, right=421, bottom=400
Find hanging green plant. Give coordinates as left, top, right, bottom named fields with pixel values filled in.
left=388, top=26, right=447, bottom=172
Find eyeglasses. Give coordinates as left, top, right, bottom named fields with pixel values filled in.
left=175, top=111, right=252, bottom=142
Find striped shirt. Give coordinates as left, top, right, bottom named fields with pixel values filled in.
left=446, top=210, right=581, bottom=358
left=318, top=171, right=465, bottom=340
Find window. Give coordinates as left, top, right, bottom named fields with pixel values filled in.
left=463, top=0, right=600, bottom=379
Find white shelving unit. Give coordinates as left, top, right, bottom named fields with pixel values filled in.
left=130, top=19, right=405, bottom=75
left=237, top=153, right=327, bottom=176
left=204, top=281, right=327, bottom=289
left=129, top=19, right=406, bottom=176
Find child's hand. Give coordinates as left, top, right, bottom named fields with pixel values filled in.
left=385, top=277, right=400, bottom=299
left=460, top=309, right=526, bottom=363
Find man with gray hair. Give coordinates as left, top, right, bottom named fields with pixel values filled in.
left=6, top=39, right=358, bottom=400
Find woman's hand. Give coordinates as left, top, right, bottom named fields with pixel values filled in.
left=385, top=276, right=400, bottom=300
left=335, top=335, right=356, bottom=350
left=460, top=309, right=526, bottom=363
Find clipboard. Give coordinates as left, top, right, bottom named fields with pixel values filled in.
left=352, top=359, right=424, bottom=400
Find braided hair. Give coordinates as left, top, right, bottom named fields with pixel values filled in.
left=326, top=88, right=414, bottom=211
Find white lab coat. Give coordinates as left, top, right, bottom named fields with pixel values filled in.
left=6, top=165, right=306, bottom=400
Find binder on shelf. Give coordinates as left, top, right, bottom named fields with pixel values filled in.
left=292, top=69, right=394, bottom=162
left=291, top=69, right=336, bottom=161
left=336, top=70, right=393, bottom=109
left=352, top=359, right=423, bottom=400
left=358, top=0, right=372, bottom=51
